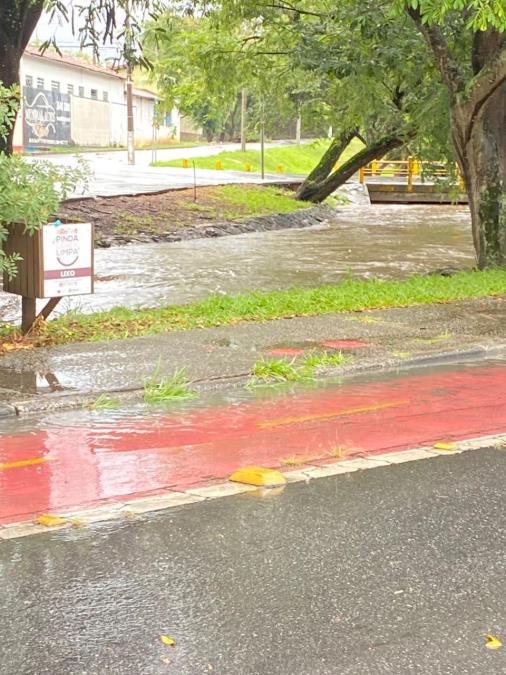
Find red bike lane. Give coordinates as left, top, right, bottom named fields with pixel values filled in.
left=1, top=362, right=505, bottom=524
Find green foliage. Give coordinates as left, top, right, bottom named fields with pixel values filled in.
left=0, top=83, right=88, bottom=279
left=402, top=0, right=506, bottom=30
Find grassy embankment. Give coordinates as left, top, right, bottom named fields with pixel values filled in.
left=182, top=184, right=317, bottom=221
left=1, top=270, right=504, bottom=349
left=151, top=138, right=364, bottom=174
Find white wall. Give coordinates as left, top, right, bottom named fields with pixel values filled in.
left=14, top=54, right=180, bottom=148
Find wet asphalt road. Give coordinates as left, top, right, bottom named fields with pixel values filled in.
left=1, top=447, right=506, bottom=675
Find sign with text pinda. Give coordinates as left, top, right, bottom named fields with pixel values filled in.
left=42, top=223, right=93, bottom=297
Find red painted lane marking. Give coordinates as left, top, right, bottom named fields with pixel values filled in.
left=266, top=348, right=306, bottom=357
left=1, top=364, right=506, bottom=524
left=321, top=340, right=370, bottom=350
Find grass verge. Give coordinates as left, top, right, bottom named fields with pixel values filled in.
left=0, top=269, right=504, bottom=350
left=151, top=138, right=364, bottom=174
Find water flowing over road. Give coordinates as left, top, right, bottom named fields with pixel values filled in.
left=0, top=204, right=474, bottom=321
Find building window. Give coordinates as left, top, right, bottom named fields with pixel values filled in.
left=67, top=84, right=74, bottom=95
left=36, top=77, right=44, bottom=90
left=78, top=86, right=84, bottom=98
left=164, top=111, right=173, bottom=126
left=51, top=80, right=60, bottom=92
left=102, top=91, right=108, bottom=102
left=90, top=89, right=98, bottom=100
left=25, top=75, right=33, bottom=88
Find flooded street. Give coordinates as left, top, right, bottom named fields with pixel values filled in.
left=0, top=204, right=474, bottom=321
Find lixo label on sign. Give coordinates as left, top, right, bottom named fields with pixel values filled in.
left=42, top=222, right=93, bottom=297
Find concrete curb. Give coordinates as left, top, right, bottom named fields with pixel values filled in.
left=8, top=342, right=506, bottom=417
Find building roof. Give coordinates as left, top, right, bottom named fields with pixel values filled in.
left=24, top=45, right=161, bottom=99
left=24, top=44, right=125, bottom=81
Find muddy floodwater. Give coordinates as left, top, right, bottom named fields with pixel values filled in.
left=0, top=204, right=474, bottom=321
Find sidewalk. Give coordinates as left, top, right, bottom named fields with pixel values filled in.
left=0, top=295, right=505, bottom=415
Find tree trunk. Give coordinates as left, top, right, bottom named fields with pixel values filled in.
left=0, top=1, right=44, bottom=154
left=297, top=128, right=358, bottom=197
left=296, top=133, right=405, bottom=202
left=454, top=84, right=506, bottom=268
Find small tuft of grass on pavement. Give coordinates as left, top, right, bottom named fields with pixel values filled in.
left=250, top=358, right=303, bottom=385
left=301, top=351, right=349, bottom=371
left=86, top=394, right=121, bottom=410
left=144, top=367, right=197, bottom=403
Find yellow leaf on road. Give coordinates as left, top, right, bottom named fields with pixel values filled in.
left=485, top=634, right=502, bottom=650
left=160, top=635, right=176, bottom=647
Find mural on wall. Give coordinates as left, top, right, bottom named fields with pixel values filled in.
left=23, top=88, right=71, bottom=147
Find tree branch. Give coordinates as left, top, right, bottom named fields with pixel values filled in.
left=405, top=5, right=465, bottom=98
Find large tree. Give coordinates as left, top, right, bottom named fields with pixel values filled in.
left=404, top=1, right=506, bottom=267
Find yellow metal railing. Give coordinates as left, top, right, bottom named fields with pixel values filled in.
left=359, top=158, right=463, bottom=192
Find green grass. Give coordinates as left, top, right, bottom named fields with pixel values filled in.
left=1, top=269, right=505, bottom=349
left=301, top=351, right=349, bottom=371
left=249, top=350, right=350, bottom=386
left=250, top=358, right=303, bottom=384
left=151, top=138, right=364, bottom=175
left=143, top=367, right=197, bottom=403
left=188, top=185, right=313, bottom=220
left=86, top=394, right=121, bottom=410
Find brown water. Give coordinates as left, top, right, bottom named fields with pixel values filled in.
left=0, top=204, right=474, bottom=322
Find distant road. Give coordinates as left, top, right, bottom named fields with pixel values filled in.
left=30, top=140, right=306, bottom=198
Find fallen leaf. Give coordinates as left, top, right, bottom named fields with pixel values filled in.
left=35, top=514, right=68, bottom=527
left=485, top=634, right=502, bottom=650
left=160, top=635, right=176, bottom=647
left=433, top=441, right=457, bottom=451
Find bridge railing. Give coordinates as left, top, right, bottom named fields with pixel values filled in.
left=358, top=159, right=464, bottom=192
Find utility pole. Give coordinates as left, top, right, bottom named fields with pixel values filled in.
left=125, top=0, right=135, bottom=165
left=260, top=101, right=265, bottom=180
left=240, top=88, right=247, bottom=152
left=126, top=63, right=135, bottom=165
left=296, top=104, right=302, bottom=145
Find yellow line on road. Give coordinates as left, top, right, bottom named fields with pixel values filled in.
left=0, top=457, right=54, bottom=470
left=258, top=400, right=409, bottom=429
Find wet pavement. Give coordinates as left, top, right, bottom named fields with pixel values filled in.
left=0, top=204, right=474, bottom=321
left=32, top=140, right=302, bottom=198
left=1, top=357, right=506, bottom=525
left=0, top=296, right=504, bottom=410
left=1, top=446, right=506, bottom=674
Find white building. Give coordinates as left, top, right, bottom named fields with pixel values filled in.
left=13, top=46, right=181, bottom=150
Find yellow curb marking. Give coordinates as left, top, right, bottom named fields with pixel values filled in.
left=433, top=441, right=458, bottom=451
left=0, top=457, right=54, bottom=470
left=35, top=514, right=68, bottom=527
left=258, top=400, right=409, bottom=430
left=230, top=466, right=287, bottom=487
